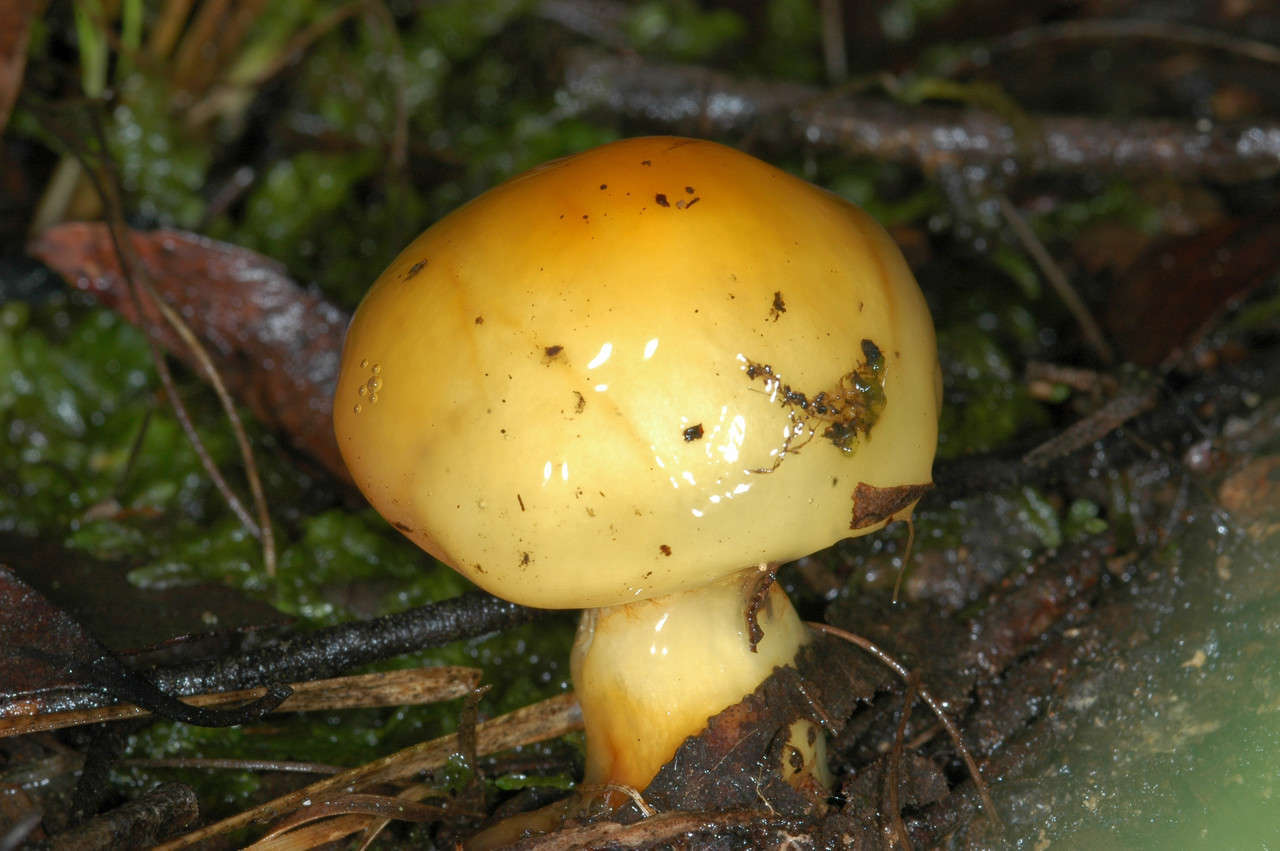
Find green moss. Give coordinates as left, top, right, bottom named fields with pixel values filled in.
left=1015, top=486, right=1061, bottom=549
left=1064, top=498, right=1108, bottom=541
left=1036, top=181, right=1164, bottom=240
left=936, top=322, right=1048, bottom=458
left=828, top=166, right=943, bottom=227
left=205, top=1, right=622, bottom=307
left=991, top=244, right=1042, bottom=299
left=1223, top=286, right=1280, bottom=336
left=210, top=150, right=394, bottom=306
left=625, top=0, right=747, bottom=60
left=0, top=299, right=193, bottom=538
left=128, top=519, right=264, bottom=592
left=755, top=0, right=822, bottom=81
left=879, top=0, right=958, bottom=42
left=271, top=509, right=470, bottom=625
left=108, top=74, right=210, bottom=227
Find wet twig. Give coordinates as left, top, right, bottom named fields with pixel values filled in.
left=9, top=591, right=539, bottom=718
left=1021, top=384, right=1159, bottom=468
left=563, top=49, right=1280, bottom=182
left=41, top=782, right=199, bottom=850
left=990, top=18, right=1280, bottom=66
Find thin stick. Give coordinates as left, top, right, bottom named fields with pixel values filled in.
left=1021, top=384, right=1158, bottom=468
left=51, top=106, right=279, bottom=575
left=888, top=674, right=919, bottom=851
left=150, top=348, right=261, bottom=536
left=891, top=517, right=917, bottom=605
left=0, top=810, right=42, bottom=850
left=122, top=758, right=343, bottom=775
left=127, top=266, right=278, bottom=573
left=807, top=622, right=1002, bottom=829
left=997, top=195, right=1114, bottom=365
left=248, top=814, right=375, bottom=851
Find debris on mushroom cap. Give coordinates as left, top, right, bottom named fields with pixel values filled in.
left=333, top=136, right=939, bottom=609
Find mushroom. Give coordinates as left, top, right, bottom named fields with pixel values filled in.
left=333, top=137, right=940, bottom=792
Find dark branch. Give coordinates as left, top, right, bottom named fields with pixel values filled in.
left=28, top=592, right=543, bottom=717
left=563, top=49, right=1280, bottom=183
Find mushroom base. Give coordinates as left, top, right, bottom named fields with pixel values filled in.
left=570, top=566, right=811, bottom=791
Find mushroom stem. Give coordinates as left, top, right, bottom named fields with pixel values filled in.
left=570, top=565, right=812, bottom=791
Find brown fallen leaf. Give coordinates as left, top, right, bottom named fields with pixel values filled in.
left=29, top=223, right=352, bottom=481
left=1104, top=214, right=1280, bottom=367
left=0, top=563, right=100, bottom=702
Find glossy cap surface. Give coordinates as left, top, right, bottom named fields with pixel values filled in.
left=334, top=137, right=939, bottom=608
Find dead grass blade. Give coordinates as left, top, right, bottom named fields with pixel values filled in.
left=152, top=692, right=582, bottom=850
left=0, top=666, right=481, bottom=737
left=249, top=792, right=446, bottom=849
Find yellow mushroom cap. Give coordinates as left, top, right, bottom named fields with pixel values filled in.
left=334, top=137, right=939, bottom=609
